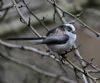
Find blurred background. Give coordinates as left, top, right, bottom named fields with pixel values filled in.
left=0, top=0, right=100, bottom=83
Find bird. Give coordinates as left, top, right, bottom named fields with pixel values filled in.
left=5, top=23, right=77, bottom=56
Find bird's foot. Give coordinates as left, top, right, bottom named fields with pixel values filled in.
left=46, top=50, right=55, bottom=55
left=59, top=54, right=67, bottom=64
left=70, top=45, right=81, bottom=52
left=65, top=45, right=81, bottom=54
left=46, top=49, right=51, bottom=53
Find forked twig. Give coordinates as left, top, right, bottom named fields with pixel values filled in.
left=11, top=0, right=41, bottom=37
left=21, top=0, right=49, bottom=31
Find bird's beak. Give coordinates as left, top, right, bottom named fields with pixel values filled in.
left=72, top=31, right=76, bottom=34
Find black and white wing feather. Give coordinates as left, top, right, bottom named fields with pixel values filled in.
left=41, top=35, right=69, bottom=45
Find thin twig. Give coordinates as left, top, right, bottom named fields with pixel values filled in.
left=0, top=4, right=13, bottom=11
left=81, top=59, right=100, bottom=72
left=0, top=40, right=49, bottom=56
left=48, top=0, right=94, bottom=83
left=0, top=52, right=77, bottom=83
left=47, top=0, right=100, bottom=38
left=0, top=8, right=9, bottom=22
left=21, top=0, right=49, bottom=31
left=0, top=39, right=98, bottom=81
left=11, top=0, right=41, bottom=37
left=1, top=0, right=100, bottom=82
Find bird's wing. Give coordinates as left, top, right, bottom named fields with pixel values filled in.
left=42, top=34, right=69, bottom=45
left=46, top=27, right=57, bottom=36
left=46, top=24, right=66, bottom=36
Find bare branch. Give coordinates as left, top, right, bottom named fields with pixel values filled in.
left=21, top=0, right=49, bottom=31
left=0, top=50, right=77, bottom=83
left=0, top=39, right=49, bottom=56
left=0, top=3, right=13, bottom=11
left=0, top=8, right=9, bottom=22
left=11, top=0, right=41, bottom=37
left=47, top=0, right=99, bottom=83
left=0, top=0, right=100, bottom=82
left=47, top=0, right=100, bottom=38
left=0, top=39, right=99, bottom=82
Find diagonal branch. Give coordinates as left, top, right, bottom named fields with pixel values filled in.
left=21, top=0, right=49, bottom=31
left=47, top=0, right=98, bottom=83
left=47, top=0, right=100, bottom=38
left=11, top=0, right=41, bottom=37
left=0, top=3, right=13, bottom=11
left=0, top=52, right=77, bottom=83
left=0, top=39, right=99, bottom=82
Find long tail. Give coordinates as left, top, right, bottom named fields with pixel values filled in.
left=4, top=37, right=46, bottom=44
left=5, top=37, right=45, bottom=41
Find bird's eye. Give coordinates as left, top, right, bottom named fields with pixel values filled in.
left=68, top=29, right=71, bottom=31
left=67, top=26, right=72, bottom=31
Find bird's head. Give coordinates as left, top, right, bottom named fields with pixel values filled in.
left=64, top=23, right=76, bottom=34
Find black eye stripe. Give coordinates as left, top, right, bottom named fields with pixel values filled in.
left=67, top=26, right=72, bottom=31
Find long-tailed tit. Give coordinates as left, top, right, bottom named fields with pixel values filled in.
left=6, top=23, right=77, bottom=56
